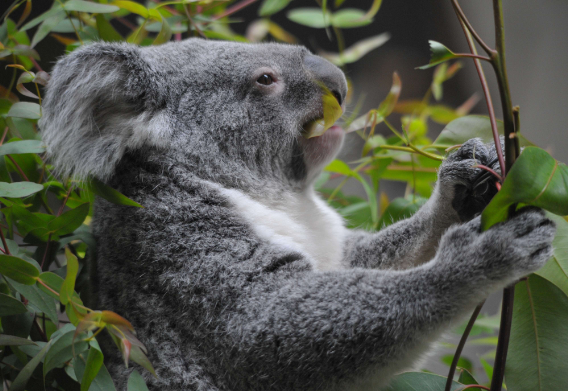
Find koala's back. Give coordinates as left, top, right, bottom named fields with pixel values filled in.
left=90, top=151, right=315, bottom=390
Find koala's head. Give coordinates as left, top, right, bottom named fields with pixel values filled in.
left=40, top=38, right=347, bottom=190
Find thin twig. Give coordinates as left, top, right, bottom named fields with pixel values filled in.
left=455, top=16, right=505, bottom=178
left=472, top=164, right=503, bottom=182
left=450, top=0, right=495, bottom=56
left=211, top=0, right=258, bottom=21
left=0, top=227, right=10, bottom=255
left=455, top=53, right=492, bottom=62
left=7, top=155, right=29, bottom=181
left=445, top=302, right=485, bottom=391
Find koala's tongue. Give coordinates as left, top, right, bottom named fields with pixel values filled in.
left=303, top=88, right=344, bottom=139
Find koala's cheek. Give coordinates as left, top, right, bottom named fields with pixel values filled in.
left=299, top=125, right=344, bottom=172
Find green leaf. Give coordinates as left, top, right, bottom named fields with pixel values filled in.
left=0, top=181, right=43, bottom=198
left=6, top=102, right=41, bottom=119
left=31, top=11, right=66, bottom=48
left=378, top=196, right=427, bottom=228
left=111, top=1, right=150, bottom=18
left=506, top=275, right=568, bottom=391
left=37, top=271, right=65, bottom=299
left=0, top=140, right=45, bottom=156
left=129, top=345, right=156, bottom=377
left=321, top=33, right=390, bottom=66
left=9, top=279, right=58, bottom=324
left=27, top=202, right=90, bottom=241
left=418, top=41, right=459, bottom=70
left=0, top=334, right=36, bottom=346
left=287, top=8, right=331, bottom=28
left=44, top=330, right=89, bottom=376
left=96, top=14, right=123, bottom=42
left=434, top=115, right=534, bottom=149
left=81, top=348, right=104, bottom=391
left=0, top=254, right=39, bottom=285
left=63, top=0, right=119, bottom=13
left=127, top=369, right=150, bottom=391
left=75, top=358, right=117, bottom=391
left=86, top=178, right=143, bottom=207
left=536, top=214, right=568, bottom=297
left=259, top=0, right=291, bottom=16
left=481, top=147, right=568, bottom=230
left=9, top=340, right=51, bottom=391
left=153, top=18, right=172, bottom=45
left=331, top=9, right=372, bottom=28
left=457, top=368, right=479, bottom=385
left=386, top=371, right=464, bottom=390
left=0, top=292, right=27, bottom=316
left=60, top=248, right=79, bottom=305
left=21, top=6, right=64, bottom=31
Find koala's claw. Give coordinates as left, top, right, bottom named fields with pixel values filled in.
left=480, top=207, right=555, bottom=279
left=438, top=138, right=504, bottom=221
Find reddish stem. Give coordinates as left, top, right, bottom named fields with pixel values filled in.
left=30, top=58, right=44, bottom=72
left=7, top=155, right=29, bottom=181
left=0, top=228, right=9, bottom=255
left=455, top=16, right=506, bottom=178
left=212, top=0, right=258, bottom=21
left=473, top=164, right=503, bottom=182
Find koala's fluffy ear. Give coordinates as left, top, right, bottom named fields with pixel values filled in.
left=40, top=42, right=171, bottom=181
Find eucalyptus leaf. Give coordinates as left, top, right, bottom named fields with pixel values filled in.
left=536, top=214, right=568, bottom=298
left=96, top=14, right=123, bottom=42
left=0, top=140, right=45, bottom=156
left=0, top=334, right=36, bottom=346
left=0, top=292, right=27, bottom=316
left=506, top=275, right=568, bottom=391
left=0, top=254, right=39, bottom=285
left=386, top=371, right=464, bottom=390
left=8, top=278, right=59, bottom=324
left=331, top=9, right=372, bottom=28
left=31, top=11, right=66, bottom=48
left=6, top=102, right=41, bottom=119
left=81, top=348, right=104, bottom=391
left=63, top=0, right=119, bottom=13
left=9, top=340, right=51, bottom=391
left=418, top=41, right=459, bottom=70
left=259, top=0, right=291, bottom=16
left=321, top=33, right=390, bottom=66
left=434, top=115, right=533, bottom=148
left=43, top=330, right=89, bottom=376
left=86, top=177, right=143, bottom=207
left=287, top=8, right=331, bottom=28
left=481, top=147, right=568, bottom=230
left=0, top=181, right=43, bottom=198
left=127, top=369, right=150, bottom=391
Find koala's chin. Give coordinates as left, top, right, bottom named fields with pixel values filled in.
left=299, top=125, right=345, bottom=181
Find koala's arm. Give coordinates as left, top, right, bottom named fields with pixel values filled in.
left=208, top=208, right=553, bottom=390
left=343, top=138, right=501, bottom=270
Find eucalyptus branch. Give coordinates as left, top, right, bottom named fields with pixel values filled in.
left=450, top=0, right=495, bottom=57
left=456, top=16, right=505, bottom=178
left=445, top=302, right=484, bottom=391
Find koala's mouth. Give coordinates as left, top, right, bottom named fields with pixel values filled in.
left=301, top=116, right=343, bottom=139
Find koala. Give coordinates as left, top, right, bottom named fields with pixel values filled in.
left=39, top=38, right=555, bottom=391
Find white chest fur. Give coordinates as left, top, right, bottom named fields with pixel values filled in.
left=218, top=186, right=347, bottom=271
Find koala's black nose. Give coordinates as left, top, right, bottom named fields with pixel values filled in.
left=303, top=54, right=348, bottom=106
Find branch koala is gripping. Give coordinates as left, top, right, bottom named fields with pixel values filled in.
left=40, top=39, right=555, bottom=390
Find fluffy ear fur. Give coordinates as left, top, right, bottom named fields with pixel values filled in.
left=40, top=42, right=172, bottom=181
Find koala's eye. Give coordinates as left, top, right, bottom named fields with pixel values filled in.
left=257, top=74, right=274, bottom=86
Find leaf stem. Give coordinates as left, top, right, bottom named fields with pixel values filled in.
left=445, top=302, right=484, bottom=391
left=450, top=0, right=496, bottom=56
left=454, top=53, right=492, bottom=62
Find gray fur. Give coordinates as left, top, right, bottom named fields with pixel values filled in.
left=40, top=39, right=555, bottom=391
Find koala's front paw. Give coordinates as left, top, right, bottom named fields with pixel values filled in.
left=438, top=138, right=503, bottom=221
left=440, top=207, right=556, bottom=284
